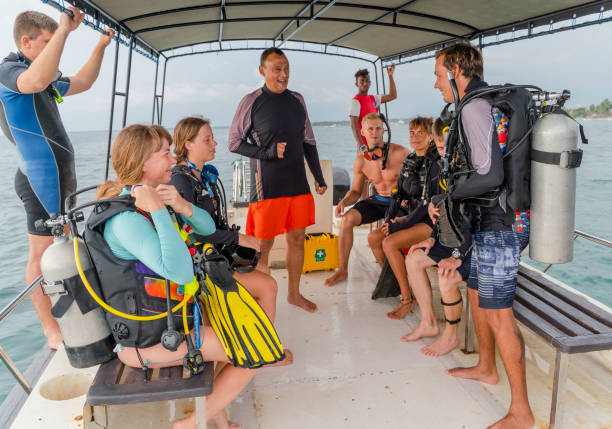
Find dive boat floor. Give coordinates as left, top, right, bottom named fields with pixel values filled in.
left=8, top=228, right=612, bottom=428
left=228, top=228, right=612, bottom=429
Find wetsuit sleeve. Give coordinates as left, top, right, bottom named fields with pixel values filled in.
left=451, top=99, right=504, bottom=200
left=52, top=76, right=71, bottom=97
left=0, top=61, right=26, bottom=93
left=294, top=92, right=326, bottom=187
left=303, top=144, right=326, bottom=187
left=105, top=210, right=194, bottom=285
left=388, top=203, right=429, bottom=234
left=228, top=90, right=277, bottom=160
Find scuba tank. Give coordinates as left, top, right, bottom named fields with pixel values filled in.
left=529, top=103, right=583, bottom=263
left=37, top=214, right=116, bottom=368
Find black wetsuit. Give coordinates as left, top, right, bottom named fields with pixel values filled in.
left=170, top=164, right=238, bottom=245
left=228, top=85, right=326, bottom=202
left=386, top=146, right=441, bottom=234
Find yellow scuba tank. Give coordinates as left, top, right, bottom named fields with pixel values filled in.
left=38, top=216, right=116, bottom=368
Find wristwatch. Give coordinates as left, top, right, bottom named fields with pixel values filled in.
left=451, top=248, right=462, bottom=259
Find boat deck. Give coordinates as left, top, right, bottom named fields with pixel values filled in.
left=8, top=227, right=612, bottom=429
left=227, top=227, right=612, bottom=429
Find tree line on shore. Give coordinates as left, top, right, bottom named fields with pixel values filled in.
left=566, top=99, right=612, bottom=118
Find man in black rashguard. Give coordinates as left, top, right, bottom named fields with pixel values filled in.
left=229, top=48, right=327, bottom=313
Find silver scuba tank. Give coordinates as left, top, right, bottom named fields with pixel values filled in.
left=40, top=233, right=115, bottom=368
left=529, top=113, right=582, bottom=264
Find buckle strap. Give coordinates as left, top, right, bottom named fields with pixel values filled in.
left=440, top=297, right=462, bottom=306
left=445, top=317, right=462, bottom=325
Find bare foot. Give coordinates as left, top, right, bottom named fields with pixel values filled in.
left=386, top=298, right=415, bottom=320
left=487, top=410, right=535, bottom=429
left=446, top=364, right=499, bottom=385
left=287, top=294, right=317, bottom=312
left=44, top=328, right=63, bottom=350
left=324, top=270, right=347, bottom=286
left=172, top=412, right=195, bottom=429
left=421, top=329, right=458, bottom=357
left=400, top=323, right=439, bottom=342
left=267, top=348, right=294, bottom=367
left=213, top=409, right=242, bottom=429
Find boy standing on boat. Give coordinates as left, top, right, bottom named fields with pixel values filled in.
left=325, top=113, right=410, bottom=286
left=426, top=43, right=534, bottom=429
left=349, top=66, right=397, bottom=150
left=0, top=8, right=114, bottom=349
left=229, top=47, right=327, bottom=313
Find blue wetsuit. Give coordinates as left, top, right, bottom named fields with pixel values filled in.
left=0, top=51, right=73, bottom=235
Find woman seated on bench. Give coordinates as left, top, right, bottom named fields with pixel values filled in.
left=368, top=117, right=440, bottom=320
left=96, top=124, right=290, bottom=429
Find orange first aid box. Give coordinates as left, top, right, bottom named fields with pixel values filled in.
left=302, top=233, right=339, bottom=273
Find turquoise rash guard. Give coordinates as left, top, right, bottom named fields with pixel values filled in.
left=103, top=191, right=215, bottom=285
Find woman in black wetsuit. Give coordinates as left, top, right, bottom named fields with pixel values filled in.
left=370, top=117, right=443, bottom=320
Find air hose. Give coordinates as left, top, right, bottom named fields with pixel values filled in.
left=73, top=237, right=198, bottom=321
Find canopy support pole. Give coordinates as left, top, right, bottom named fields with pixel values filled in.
left=121, top=36, right=135, bottom=127
left=104, top=39, right=120, bottom=181
left=374, top=59, right=380, bottom=94
left=151, top=59, right=159, bottom=124
left=380, top=59, right=389, bottom=119
left=160, top=58, right=168, bottom=125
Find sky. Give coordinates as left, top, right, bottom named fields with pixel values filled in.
left=1, top=1, right=611, bottom=131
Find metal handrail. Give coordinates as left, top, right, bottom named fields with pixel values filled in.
left=0, top=275, right=43, bottom=394
left=541, top=230, right=612, bottom=273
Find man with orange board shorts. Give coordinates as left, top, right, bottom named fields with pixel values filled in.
left=229, top=47, right=327, bottom=313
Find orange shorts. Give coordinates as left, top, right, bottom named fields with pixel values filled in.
left=246, top=194, right=315, bottom=240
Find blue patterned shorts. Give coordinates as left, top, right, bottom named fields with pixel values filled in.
left=467, top=230, right=529, bottom=309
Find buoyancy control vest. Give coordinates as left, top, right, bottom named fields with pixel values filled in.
left=83, top=195, right=194, bottom=348
left=443, top=81, right=536, bottom=232
left=171, top=164, right=227, bottom=229
left=393, top=146, right=440, bottom=211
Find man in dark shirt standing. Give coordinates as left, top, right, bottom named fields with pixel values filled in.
left=229, top=48, right=327, bottom=313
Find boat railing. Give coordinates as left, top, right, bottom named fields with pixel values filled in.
left=0, top=275, right=43, bottom=394
left=0, top=231, right=611, bottom=398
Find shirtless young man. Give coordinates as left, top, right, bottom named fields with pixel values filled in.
left=325, top=113, right=410, bottom=286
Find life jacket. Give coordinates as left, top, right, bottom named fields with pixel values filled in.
left=82, top=195, right=194, bottom=348
left=353, top=94, right=379, bottom=148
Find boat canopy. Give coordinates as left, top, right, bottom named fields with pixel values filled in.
left=46, top=0, right=611, bottom=63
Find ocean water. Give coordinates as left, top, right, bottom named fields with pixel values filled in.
left=0, top=121, right=610, bottom=402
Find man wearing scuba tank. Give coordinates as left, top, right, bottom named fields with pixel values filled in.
left=229, top=47, right=327, bottom=313
left=349, top=66, right=397, bottom=150
left=425, top=43, right=534, bottom=429
left=325, top=113, right=410, bottom=287
left=0, top=8, right=114, bottom=349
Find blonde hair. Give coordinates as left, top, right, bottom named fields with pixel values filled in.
left=96, top=125, right=162, bottom=199
left=150, top=124, right=172, bottom=145
left=14, top=11, right=58, bottom=47
left=173, top=116, right=210, bottom=163
left=361, top=112, right=382, bottom=128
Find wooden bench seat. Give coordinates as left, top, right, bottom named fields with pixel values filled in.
left=85, top=357, right=213, bottom=428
